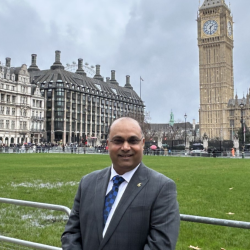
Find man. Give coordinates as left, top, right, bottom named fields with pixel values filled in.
left=61, top=117, right=180, bottom=250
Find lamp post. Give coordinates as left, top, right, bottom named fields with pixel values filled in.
left=184, top=113, right=187, bottom=149
left=240, top=102, right=245, bottom=159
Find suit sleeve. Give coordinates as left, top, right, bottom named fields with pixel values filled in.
left=144, top=178, right=180, bottom=250
left=61, top=178, right=83, bottom=250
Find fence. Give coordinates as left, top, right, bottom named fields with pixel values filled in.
left=0, top=198, right=250, bottom=249
left=0, top=146, right=107, bottom=154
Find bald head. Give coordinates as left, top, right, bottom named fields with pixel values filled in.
left=108, top=117, right=143, bottom=139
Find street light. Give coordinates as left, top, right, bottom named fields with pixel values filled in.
left=184, top=113, right=187, bottom=148
left=240, top=102, right=245, bottom=159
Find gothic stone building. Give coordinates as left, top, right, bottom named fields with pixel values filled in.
left=29, top=51, right=144, bottom=145
left=0, top=58, right=44, bottom=145
left=198, top=0, right=250, bottom=140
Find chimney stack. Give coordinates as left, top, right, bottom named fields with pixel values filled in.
left=6, top=57, right=11, bottom=67
left=50, top=50, right=64, bottom=70
left=106, top=77, right=110, bottom=83
left=124, top=75, right=133, bottom=89
left=110, top=70, right=118, bottom=85
left=28, top=54, right=40, bottom=72
left=75, top=58, right=86, bottom=76
left=111, top=70, right=115, bottom=81
left=93, top=64, right=103, bottom=81
left=55, top=50, right=61, bottom=62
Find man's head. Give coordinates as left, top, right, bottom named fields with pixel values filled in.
left=107, top=117, right=145, bottom=175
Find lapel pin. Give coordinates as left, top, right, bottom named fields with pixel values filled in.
left=137, top=183, right=142, bottom=187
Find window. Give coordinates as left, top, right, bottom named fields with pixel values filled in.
left=11, top=120, right=15, bottom=129
left=7, top=95, right=10, bottom=103
left=33, top=100, right=35, bottom=107
left=6, top=120, right=9, bottom=129
left=0, top=119, right=4, bottom=128
left=6, top=107, right=10, bottom=115
left=12, top=96, right=16, bottom=103
left=23, top=110, right=27, bottom=117
left=95, top=84, right=102, bottom=91
left=12, top=86, right=15, bottom=91
left=23, top=121, right=27, bottom=129
left=6, top=85, right=9, bottom=90
left=1, top=94, right=4, bottom=102
left=56, top=89, right=64, bottom=97
left=12, top=108, right=15, bottom=116
left=0, top=106, right=4, bottom=115
left=230, top=120, right=234, bottom=127
left=20, top=121, right=23, bottom=129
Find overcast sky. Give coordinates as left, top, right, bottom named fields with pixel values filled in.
left=1, top=0, right=249, bottom=124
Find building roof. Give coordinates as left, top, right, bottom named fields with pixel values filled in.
left=200, top=0, right=229, bottom=10
left=228, top=97, right=248, bottom=107
left=30, top=68, right=143, bottom=105
left=150, top=122, right=193, bottom=131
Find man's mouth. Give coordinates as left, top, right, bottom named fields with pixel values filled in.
left=119, top=154, right=133, bottom=158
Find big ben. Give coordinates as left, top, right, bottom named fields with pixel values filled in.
left=198, top=0, right=234, bottom=139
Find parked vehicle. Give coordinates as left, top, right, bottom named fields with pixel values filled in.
left=190, top=143, right=204, bottom=151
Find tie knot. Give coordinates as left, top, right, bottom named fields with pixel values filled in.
left=112, top=175, right=125, bottom=187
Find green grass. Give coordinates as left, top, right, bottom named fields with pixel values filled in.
left=0, top=154, right=249, bottom=249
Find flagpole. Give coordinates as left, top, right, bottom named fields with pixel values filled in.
left=140, top=77, right=141, bottom=99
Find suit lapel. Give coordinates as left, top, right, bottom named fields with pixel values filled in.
left=94, top=167, right=111, bottom=242
left=99, top=163, right=149, bottom=249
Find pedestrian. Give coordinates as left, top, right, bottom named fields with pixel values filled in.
left=231, top=148, right=235, bottom=157
left=62, top=117, right=180, bottom=250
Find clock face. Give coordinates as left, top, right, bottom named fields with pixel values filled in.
left=227, top=21, right=232, bottom=36
left=203, top=20, right=218, bottom=35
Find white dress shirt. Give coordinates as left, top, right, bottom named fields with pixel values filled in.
left=102, top=164, right=140, bottom=237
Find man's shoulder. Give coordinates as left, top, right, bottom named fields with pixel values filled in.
left=80, top=166, right=110, bottom=181
left=140, top=162, right=175, bottom=183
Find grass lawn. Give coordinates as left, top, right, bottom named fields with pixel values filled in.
left=0, top=154, right=249, bottom=250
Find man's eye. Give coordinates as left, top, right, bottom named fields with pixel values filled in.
left=113, top=139, right=124, bottom=144
left=128, top=139, right=139, bottom=144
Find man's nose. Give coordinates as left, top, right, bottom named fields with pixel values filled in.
left=121, top=141, right=131, bottom=150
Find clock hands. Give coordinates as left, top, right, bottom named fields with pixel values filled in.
left=209, top=24, right=214, bottom=35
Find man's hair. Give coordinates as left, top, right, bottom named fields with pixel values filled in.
left=107, top=117, right=144, bottom=139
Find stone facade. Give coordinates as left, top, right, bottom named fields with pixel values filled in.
left=198, top=0, right=250, bottom=140
left=0, top=51, right=144, bottom=146
left=0, top=58, right=44, bottom=145
left=29, top=51, right=144, bottom=145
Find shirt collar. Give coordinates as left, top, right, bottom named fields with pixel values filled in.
left=110, top=163, right=140, bottom=183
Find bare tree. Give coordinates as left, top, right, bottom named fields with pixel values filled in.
left=125, top=110, right=154, bottom=141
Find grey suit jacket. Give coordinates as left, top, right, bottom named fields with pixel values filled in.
left=61, top=163, right=180, bottom=250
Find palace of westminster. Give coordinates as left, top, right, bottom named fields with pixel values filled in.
left=1, top=0, right=250, bottom=146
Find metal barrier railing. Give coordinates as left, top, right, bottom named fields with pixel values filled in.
left=180, top=214, right=250, bottom=229
left=0, top=198, right=71, bottom=250
left=0, top=198, right=250, bottom=249
left=0, top=236, right=61, bottom=250
left=0, top=198, right=71, bottom=217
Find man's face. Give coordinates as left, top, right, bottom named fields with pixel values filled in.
left=107, top=119, right=145, bottom=175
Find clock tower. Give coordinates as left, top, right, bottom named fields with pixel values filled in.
left=198, top=0, right=234, bottom=139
